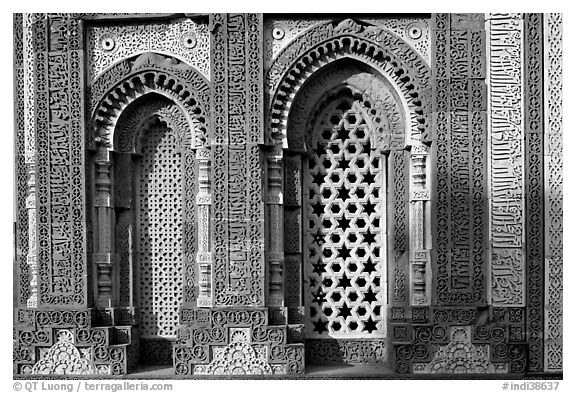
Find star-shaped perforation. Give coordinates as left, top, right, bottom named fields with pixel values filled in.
left=337, top=185, right=350, bottom=201
left=363, top=200, right=377, bottom=215
left=363, top=258, right=377, bottom=274
left=337, top=244, right=352, bottom=260
left=338, top=303, right=353, bottom=319
left=363, top=229, right=377, bottom=245
left=336, top=216, right=351, bottom=231
left=338, top=157, right=351, bottom=170
left=311, top=200, right=325, bottom=217
left=312, top=318, right=329, bottom=334
left=312, top=231, right=326, bottom=246
left=337, top=273, right=352, bottom=290
left=362, top=171, right=376, bottom=185
left=312, top=172, right=325, bottom=187
left=362, top=316, right=378, bottom=333
left=312, top=287, right=326, bottom=305
left=336, top=126, right=350, bottom=141
left=363, top=286, right=378, bottom=304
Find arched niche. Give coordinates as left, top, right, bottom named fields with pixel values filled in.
left=88, top=53, right=210, bottom=366
left=259, top=55, right=414, bottom=365
left=264, top=18, right=432, bottom=150
left=111, top=93, right=198, bottom=364
left=262, top=24, right=433, bottom=356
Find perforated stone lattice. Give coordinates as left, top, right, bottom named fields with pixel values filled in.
left=137, top=123, right=183, bottom=338
left=305, top=93, right=385, bottom=339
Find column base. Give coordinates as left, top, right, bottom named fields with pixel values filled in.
left=14, top=307, right=139, bottom=376
left=175, top=306, right=305, bottom=376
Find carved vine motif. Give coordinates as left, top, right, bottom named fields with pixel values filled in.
left=86, top=18, right=210, bottom=83
left=14, top=14, right=30, bottom=307
left=524, top=13, right=544, bottom=373
left=31, top=337, right=97, bottom=375
left=413, top=327, right=508, bottom=374
left=265, top=18, right=431, bottom=149
left=544, top=12, right=563, bottom=373
left=264, top=17, right=430, bottom=70
left=305, top=339, right=387, bottom=364
left=195, top=342, right=273, bottom=375
left=432, top=13, right=487, bottom=305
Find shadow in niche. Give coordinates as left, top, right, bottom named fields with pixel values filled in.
left=304, top=338, right=388, bottom=364
left=140, top=337, right=175, bottom=365
left=304, top=338, right=393, bottom=376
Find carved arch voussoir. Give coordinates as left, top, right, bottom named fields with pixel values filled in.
left=89, top=52, right=211, bottom=151
left=266, top=18, right=432, bottom=149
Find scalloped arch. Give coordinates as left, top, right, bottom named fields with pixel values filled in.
left=89, top=52, right=211, bottom=151
left=265, top=19, right=432, bottom=147
left=286, top=59, right=407, bottom=152
left=114, top=94, right=193, bottom=154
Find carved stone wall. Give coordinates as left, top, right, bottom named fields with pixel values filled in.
left=32, top=14, right=89, bottom=307
left=487, top=13, right=525, bottom=307
left=86, top=18, right=210, bottom=83
left=14, top=309, right=140, bottom=375
left=175, top=309, right=304, bottom=375
left=264, top=16, right=431, bottom=69
left=14, top=13, right=29, bottom=307
left=12, top=12, right=562, bottom=378
left=210, top=13, right=266, bottom=307
left=431, top=13, right=487, bottom=306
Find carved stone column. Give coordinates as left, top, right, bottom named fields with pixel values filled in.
left=196, top=148, right=213, bottom=307
left=265, top=149, right=285, bottom=307
left=93, top=149, right=115, bottom=308
left=409, top=144, right=430, bottom=305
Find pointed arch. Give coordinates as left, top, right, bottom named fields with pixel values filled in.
left=264, top=18, right=432, bottom=149
left=89, top=52, right=211, bottom=151
left=87, top=52, right=208, bottom=365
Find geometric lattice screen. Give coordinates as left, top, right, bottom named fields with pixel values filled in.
left=137, top=124, right=183, bottom=338
left=305, top=96, right=386, bottom=339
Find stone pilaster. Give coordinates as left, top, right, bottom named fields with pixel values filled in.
left=93, top=150, right=115, bottom=308
left=265, top=150, right=285, bottom=308
left=196, top=148, right=213, bottom=307
left=409, top=145, right=430, bottom=306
